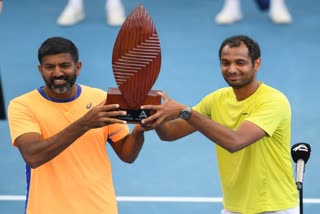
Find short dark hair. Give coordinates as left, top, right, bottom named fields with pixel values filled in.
left=219, top=35, right=261, bottom=64
left=38, top=37, right=79, bottom=64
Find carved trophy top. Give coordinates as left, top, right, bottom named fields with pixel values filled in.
left=112, top=4, right=161, bottom=108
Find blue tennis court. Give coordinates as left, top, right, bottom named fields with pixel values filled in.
left=0, top=0, right=319, bottom=213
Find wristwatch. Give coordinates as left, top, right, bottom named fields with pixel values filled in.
left=179, top=106, right=192, bottom=120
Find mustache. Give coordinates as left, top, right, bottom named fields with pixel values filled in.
left=226, top=73, right=239, bottom=77
left=50, top=76, right=67, bottom=81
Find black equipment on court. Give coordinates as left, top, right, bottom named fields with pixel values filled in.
left=291, top=142, right=311, bottom=214
left=0, top=71, right=6, bottom=120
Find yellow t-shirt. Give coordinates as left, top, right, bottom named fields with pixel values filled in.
left=193, top=83, right=298, bottom=214
left=8, top=84, right=129, bottom=214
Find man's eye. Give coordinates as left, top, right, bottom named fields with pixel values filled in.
left=237, top=60, right=247, bottom=65
left=60, top=64, right=70, bottom=68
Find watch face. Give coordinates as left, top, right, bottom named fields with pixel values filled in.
left=181, top=112, right=188, bottom=119
left=180, top=107, right=191, bottom=119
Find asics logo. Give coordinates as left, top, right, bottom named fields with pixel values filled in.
left=86, top=102, right=92, bottom=109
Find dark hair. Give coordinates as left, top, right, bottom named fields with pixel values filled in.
left=218, top=35, right=261, bottom=64
left=38, top=37, right=79, bottom=64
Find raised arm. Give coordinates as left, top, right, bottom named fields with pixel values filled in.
left=141, top=92, right=196, bottom=141
left=141, top=92, right=266, bottom=153
left=180, top=109, right=266, bottom=152
left=108, top=124, right=151, bottom=163
left=14, top=102, right=127, bottom=168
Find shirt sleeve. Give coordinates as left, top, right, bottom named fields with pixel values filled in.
left=8, top=99, right=41, bottom=146
left=193, top=93, right=215, bottom=118
left=106, top=123, right=130, bottom=142
left=246, top=95, right=290, bottom=137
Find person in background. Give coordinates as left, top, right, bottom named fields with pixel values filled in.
left=8, top=36, right=151, bottom=213
left=0, top=0, right=3, bottom=15
left=215, top=0, right=292, bottom=24
left=57, top=0, right=125, bottom=26
left=141, top=35, right=299, bottom=214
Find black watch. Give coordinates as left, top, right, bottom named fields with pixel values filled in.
left=179, top=106, right=192, bottom=120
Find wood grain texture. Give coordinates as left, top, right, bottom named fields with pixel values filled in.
left=111, top=4, right=161, bottom=108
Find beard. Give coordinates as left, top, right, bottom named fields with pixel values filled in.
left=44, top=74, right=77, bottom=94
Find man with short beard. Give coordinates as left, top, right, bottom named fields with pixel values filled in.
left=141, top=35, right=299, bottom=214
left=8, top=36, right=151, bottom=214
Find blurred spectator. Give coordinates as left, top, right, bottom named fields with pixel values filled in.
left=57, top=0, right=125, bottom=26
left=0, top=0, right=3, bottom=15
left=215, top=0, right=292, bottom=24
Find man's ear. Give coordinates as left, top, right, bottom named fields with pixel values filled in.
left=254, top=57, right=261, bottom=71
left=76, top=61, right=82, bottom=76
left=38, top=64, right=44, bottom=75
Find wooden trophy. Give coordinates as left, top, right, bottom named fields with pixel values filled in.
left=106, top=4, right=162, bottom=123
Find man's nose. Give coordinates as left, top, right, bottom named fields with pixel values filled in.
left=227, top=63, right=237, bottom=73
left=52, top=66, right=64, bottom=76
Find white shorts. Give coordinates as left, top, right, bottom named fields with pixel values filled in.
left=221, top=205, right=299, bottom=214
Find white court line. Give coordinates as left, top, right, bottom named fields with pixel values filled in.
left=0, top=195, right=320, bottom=204
left=117, top=196, right=223, bottom=202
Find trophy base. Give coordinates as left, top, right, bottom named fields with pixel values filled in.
left=106, top=87, right=161, bottom=123
left=115, top=109, right=154, bottom=123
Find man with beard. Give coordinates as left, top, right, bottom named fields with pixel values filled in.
left=8, top=36, right=151, bottom=214
left=140, top=35, right=299, bottom=213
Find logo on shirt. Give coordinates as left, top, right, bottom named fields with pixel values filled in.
left=86, top=102, right=92, bottom=109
